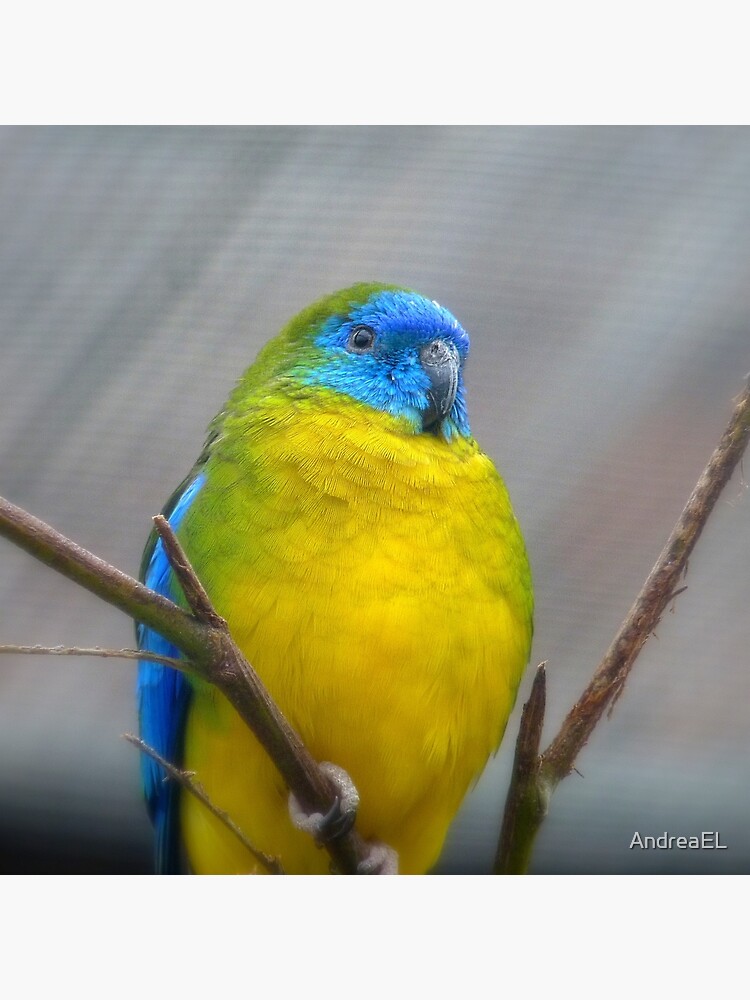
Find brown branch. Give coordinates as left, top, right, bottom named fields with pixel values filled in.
left=0, top=644, right=183, bottom=669
left=153, top=514, right=224, bottom=627
left=123, top=733, right=284, bottom=874
left=495, top=376, right=750, bottom=873
left=544, top=376, right=750, bottom=778
left=0, top=496, right=208, bottom=662
left=493, top=663, right=547, bottom=875
left=0, top=495, right=388, bottom=874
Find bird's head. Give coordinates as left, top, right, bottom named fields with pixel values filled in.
left=258, top=283, right=472, bottom=440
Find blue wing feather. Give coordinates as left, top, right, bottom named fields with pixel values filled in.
left=136, top=472, right=206, bottom=874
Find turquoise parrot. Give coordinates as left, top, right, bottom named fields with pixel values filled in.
left=137, top=282, right=533, bottom=874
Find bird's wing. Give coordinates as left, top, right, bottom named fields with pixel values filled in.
left=136, top=472, right=206, bottom=874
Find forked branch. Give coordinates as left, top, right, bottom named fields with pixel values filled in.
left=0, top=497, right=384, bottom=874
left=495, top=376, right=750, bottom=873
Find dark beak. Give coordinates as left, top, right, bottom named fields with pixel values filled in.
left=419, top=339, right=460, bottom=430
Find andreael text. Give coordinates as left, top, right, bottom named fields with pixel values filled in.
left=629, top=831, right=727, bottom=850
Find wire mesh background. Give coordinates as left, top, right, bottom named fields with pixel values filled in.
left=1, top=126, right=748, bottom=873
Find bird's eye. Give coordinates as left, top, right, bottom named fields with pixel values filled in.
left=348, top=325, right=376, bottom=353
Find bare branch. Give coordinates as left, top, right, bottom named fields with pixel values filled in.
left=495, top=376, right=750, bottom=873
left=493, top=663, right=547, bottom=875
left=0, top=495, right=207, bottom=662
left=0, top=644, right=183, bottom=669
left=0, top=494, right=388, bottom=874
left=123, top=733, right=283, bottom=874
left=153, top=515, right=225, bottom=628
left=543, top=376, right=750, bottom=781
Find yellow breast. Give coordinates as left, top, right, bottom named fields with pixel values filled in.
left=178, top=393, right=533, bottom=873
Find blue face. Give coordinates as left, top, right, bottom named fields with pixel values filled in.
left=307, top=289, right=471, bottom=439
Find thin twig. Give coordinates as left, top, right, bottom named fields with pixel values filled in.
left=495, top=376, right=750, bottom=873
left=0, top=493, right=387, bottom=874
left=123, top=734, right=283, bottom=874
left=0, top=496, right=208, bottom=662
left=153, top=514, right=225, bottom=627
left=544, top=375, right=750, bottom=779
left=0, top=644, right=183, bottom=669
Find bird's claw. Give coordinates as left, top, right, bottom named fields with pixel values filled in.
left=289, top=761, right=360, bottom=844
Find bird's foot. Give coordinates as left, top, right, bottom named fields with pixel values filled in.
left=288, top=761, right=360, bottom=843
left=289, top=763, right=399, bottom=873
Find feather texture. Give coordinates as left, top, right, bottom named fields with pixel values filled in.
left=137, top=284, right=533, bottom=874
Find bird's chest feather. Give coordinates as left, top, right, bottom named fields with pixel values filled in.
left=177, top=403, right=531, bottom=867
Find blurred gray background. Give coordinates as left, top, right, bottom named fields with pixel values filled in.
left=0, top=126, right=748, bottom=874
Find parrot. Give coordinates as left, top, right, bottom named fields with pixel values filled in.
left=136, top=282, right=533, bottom=874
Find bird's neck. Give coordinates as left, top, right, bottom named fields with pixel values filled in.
left=211, top=385, right=482, bottom=504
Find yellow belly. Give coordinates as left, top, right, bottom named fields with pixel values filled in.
left=178, top=399, right=533, bottom=874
